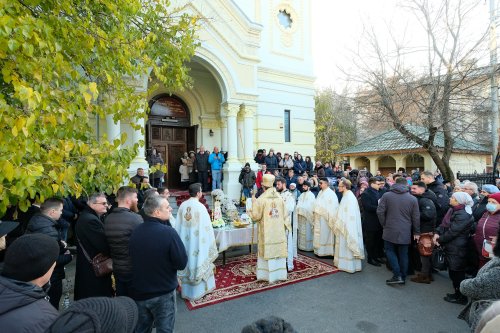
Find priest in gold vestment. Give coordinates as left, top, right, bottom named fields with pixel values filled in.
left=248, top=174, right=291, bottom=283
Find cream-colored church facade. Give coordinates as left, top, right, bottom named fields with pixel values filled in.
left=100, top=0, right=316, bottom=200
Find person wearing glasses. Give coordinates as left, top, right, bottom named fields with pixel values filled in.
left=74, top=193, right=113, bottom=300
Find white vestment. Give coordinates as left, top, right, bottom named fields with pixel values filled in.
left=280, top=189, right=296, bottom=270
left=169, top=215, right=177, bottom=229
left=313, top=188, right=338, bottom=256
left=294, top=190, right=315, bottom=251
left=332, top=190, right=365, bottom=273
left=175, top=198, right=218, bottom=300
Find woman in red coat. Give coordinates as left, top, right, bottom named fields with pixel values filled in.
left=473, top=192, right=500, bottom=268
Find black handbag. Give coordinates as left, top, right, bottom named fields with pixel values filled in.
left=431, top=245, right=447, bottom=271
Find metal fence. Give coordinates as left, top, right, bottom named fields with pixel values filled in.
left=456, top=172, right=496, bottom=187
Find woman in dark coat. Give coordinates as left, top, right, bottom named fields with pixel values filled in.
left=74, top=193, right=113, bottom=300
left=304, top=156, right=314, bottom=175
left=293, top=154, right=306, bottom=175
left=434, top=192, right=475, bottom=305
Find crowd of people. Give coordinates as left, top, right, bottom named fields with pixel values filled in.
left=1, top=147, right=500, bottom=332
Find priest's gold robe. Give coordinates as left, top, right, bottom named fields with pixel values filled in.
left=248, top=187, right=291, bottom=282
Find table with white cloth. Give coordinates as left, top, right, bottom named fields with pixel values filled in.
left=213, top=223, right=258, bottom=266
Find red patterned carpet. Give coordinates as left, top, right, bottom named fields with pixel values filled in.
left=184, top=253, right=339, bottom=310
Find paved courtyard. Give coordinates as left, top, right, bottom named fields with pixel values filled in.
left=63, top=246, right=469, bottom=333
left=173, top=248, right=469, bottom=333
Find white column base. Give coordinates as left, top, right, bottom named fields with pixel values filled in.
left=223, top=160, right=243, bottom=202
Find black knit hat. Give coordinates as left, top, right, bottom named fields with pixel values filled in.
left=1, top=233, right=59, bottom=282
left=47, top=297, right=138, bottom=333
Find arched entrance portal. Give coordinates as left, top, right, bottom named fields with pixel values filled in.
left=146, top=95, right=197, bottom=189
left=405, top=154, right=425, bottom=173
left=377, top=156, right=396, bottom=176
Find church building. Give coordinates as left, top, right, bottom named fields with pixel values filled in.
left=102, top=0, right=316, bottom=200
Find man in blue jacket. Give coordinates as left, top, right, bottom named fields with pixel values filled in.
left=129, top=195, right=188, bottom=333
left=208, top=146, right=225, bottom=190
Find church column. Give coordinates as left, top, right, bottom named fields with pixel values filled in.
left=225, top=104, right=239, bottom=162
left=242, top=104, right=257, bottom=168
left=128, top=74, right=149, bottom=178
left=220, top=117, right=228, bottom=153
left=237, top=113, right=245, bottom=162
left=222, top=102, right=243, bottom=201
left=106, top=115, right=121, bottom=148
left=128, top=109, right=148, bottom=178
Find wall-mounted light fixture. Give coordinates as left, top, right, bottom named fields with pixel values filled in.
left=209, top=129, right=214, bottom=137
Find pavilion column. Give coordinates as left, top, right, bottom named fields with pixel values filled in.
left=222, top=102, right=243, bottom=201
left=242, top=104, right=257, bottom=168
left=394, top=155, right=405, bottom=173
left=106, top=115, right=121, bottom=148
left=368, top=157, right=379, bottom=175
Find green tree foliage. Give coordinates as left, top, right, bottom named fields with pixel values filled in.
left=0, top=0, right=199, bottom=215
left=314, top=88, right=357, bottom=164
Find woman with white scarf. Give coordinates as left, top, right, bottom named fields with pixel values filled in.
left=434, top=191, right=475, bottom=305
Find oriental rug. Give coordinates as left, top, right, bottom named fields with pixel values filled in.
left=184, top=253, right=338, bottom=310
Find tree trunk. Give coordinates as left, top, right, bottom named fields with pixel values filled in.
left=427, top=146, right=455, bottom=182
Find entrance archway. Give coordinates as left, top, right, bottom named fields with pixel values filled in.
left=146, top=95, right=197, bottom=189
left=354, top=156, right=370, bottom=171
left=405, top=154, right=425, bottom=173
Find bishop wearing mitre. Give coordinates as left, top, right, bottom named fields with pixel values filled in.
left=247, top=174, right=291, bottom=283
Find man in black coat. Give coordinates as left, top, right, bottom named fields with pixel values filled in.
left=74, top=193, right=113, bottom=300
left=0, top=234, right=60, bottom=332
left=195, top=145, right=210, bottom=192
left=26, top=198, right=73, bottom=309
left=360, top=177, right=384, bottom=266
left=377, top=178, right=420, bottom=285
left=410, top=182, right=438, bottom=284
left=421, top=171, right=450, bottom=224
left=104, top=187, right=143, bottom=297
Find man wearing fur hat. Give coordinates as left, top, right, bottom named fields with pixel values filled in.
left=247, top=174, right=291, bottom=282
left=0, top=234, right=60, bottom=332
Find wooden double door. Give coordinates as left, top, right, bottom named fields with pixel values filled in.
left=147, top=125, right=197, bottom=189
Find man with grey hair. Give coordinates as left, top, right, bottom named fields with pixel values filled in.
left=74, top=193, right=113, bottom=300
left=130, top=195, right=187, bottom=333
left=461, top=181, right=479, bottom=206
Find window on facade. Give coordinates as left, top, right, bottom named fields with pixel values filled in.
left=284, top=110, right=291, bottom=142
left=277, top=10, right=292, bottom=29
